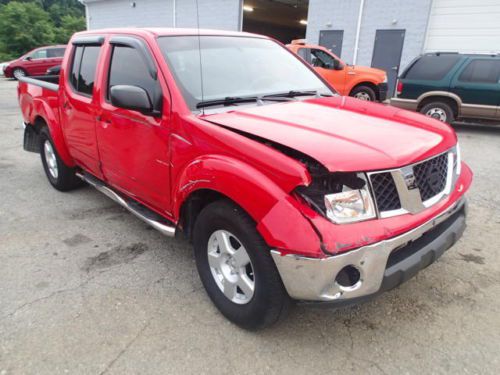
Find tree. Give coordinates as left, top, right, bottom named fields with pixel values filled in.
left=55, top=14, right=86, bottom=44
left=0, top=2, right=55, bottom=60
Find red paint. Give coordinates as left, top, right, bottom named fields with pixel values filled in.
left=4, top=45, right=66, bottom=78
left=18, top=28, right=473, bottom=259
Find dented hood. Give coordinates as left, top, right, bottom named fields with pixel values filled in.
left=203, top=96, right=457, bottom=172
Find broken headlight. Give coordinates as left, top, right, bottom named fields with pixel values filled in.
left=296, top=172, right=376, bottom=224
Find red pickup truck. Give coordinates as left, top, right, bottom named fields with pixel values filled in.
left=18, top=28, right=472, bottom=330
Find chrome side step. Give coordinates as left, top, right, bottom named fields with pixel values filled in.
left=76, top=172, right=176, bottom=237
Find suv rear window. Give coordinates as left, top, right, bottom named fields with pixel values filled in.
left=458, top=59, right=500, bottom=84
left=404, top=55, right=460, bottom=80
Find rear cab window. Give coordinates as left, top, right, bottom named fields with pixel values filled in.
left=69, top=45, right=101, bottom=96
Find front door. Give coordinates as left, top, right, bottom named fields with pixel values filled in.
left=97, top=38, right=171, bottom=213
left=371, top=29, right=405, bottom=96
left=319, top=30, right=344, bottom=58
left=60, top=43, right=102, bottom=177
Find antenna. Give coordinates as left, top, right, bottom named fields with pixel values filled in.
left=195, top=0, right=205, bottom=114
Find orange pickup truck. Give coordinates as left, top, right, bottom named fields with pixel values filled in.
left=287, top=40, right=388, bottom=102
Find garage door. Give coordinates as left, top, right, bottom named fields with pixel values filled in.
left=424, top=0, right=500, bottom=54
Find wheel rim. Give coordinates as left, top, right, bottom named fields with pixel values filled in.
left=354, top=91, right=372, bottom=101
left=207, top=230, right=255, bottom=304
left=44, top=140, right=58, bottom=179
left=426, top=107, right=447, bottom=122
left=13, top=69, right=25, bottom=79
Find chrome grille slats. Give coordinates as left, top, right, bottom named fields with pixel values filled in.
left=369, top=151, right=453, bottom=217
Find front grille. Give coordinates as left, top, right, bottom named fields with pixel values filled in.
left=369, top=152, right=450, bottom=215
left=413, top=153, right=448, bottom=201
left=370, top=172, right=401, bottom=211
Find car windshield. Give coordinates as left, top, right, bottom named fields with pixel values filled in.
left=157, top=35, right=335, bottom=111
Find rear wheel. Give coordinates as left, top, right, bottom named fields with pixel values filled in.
left=420, top=101, right=455, bottom=124
left=12, top=68, right=26, bottom=80
left=193, top=200, right=290, bottom=330
left=39, top=128, right=83, bottom=191
left=350, top=85, right=376, bottom=101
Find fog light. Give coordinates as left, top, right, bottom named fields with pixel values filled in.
left=335, top=265, right=361, bottom=288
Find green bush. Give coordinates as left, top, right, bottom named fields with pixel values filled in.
left=0, top=0, right=85, bottom=61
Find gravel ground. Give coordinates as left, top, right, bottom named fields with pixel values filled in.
left=1, top=78, right=499, bottom=374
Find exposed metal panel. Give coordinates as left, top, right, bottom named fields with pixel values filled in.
left=425, top=0, right=500, bottom=54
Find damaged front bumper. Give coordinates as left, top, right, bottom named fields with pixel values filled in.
left=271, top=197, right=467, bottom=303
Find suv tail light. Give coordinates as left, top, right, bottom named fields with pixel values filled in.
left=396, top=80, right=403, bottom=96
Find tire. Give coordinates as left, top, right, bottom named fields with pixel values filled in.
left=193, top=200, right=290, bottom=330
left=12, top=68, right=26, bottom=80
left=420, top=101, right=455, bottom=124
left=39, top=127, right=83, bottom=191
left=350, top=85, right=377, bottom=101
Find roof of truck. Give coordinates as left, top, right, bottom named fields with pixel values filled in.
left=73, top=28, right=267, bottom=39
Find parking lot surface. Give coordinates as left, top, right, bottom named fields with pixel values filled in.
left=1, top=78, right=500, bottom=374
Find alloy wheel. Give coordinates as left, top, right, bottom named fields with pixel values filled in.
left=44, top=140, right=58, bottom=179
left=426, top=107, right=447, bottom=122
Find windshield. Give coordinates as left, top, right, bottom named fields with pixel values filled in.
left=157, top=36, right=335, bottom=110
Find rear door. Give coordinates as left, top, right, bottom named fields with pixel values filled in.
left=450, top=58, right=500, bottom=120
left=45, top=47, right=66, bottom=72
left=96, top=36, right=171, bottom=212
left=60, top=38, right=104, bottom=177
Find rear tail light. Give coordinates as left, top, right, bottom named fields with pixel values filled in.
left=396, top=80, right=403, bottom=96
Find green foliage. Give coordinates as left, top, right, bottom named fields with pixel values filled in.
left=0, top=0, right=85, bottom=61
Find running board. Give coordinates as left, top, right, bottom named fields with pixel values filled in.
left=76, top=172, right=176, bottom=237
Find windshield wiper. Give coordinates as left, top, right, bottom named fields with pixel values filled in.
left=196, top=95, right=292, bottom=109
left=263, top=90, right=334, bottom=99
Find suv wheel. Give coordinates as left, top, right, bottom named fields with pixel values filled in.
left=193, top=200, right=290, bottom=330
left=420, top=102, right=455, bottom=124
left=40, top=128, right=83, bottom=191
left=13, top=68, right=26, bottom=80
left=350, top=85, right=376, bottom=101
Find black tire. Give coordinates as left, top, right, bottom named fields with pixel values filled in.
left=420, top=101, right=455, bottom=124
left=12, top=68, right=27, bottom=80
left=193, top=200, right=290, bottom=330
left=350, top=85, right=377, bottom=101
left=39, top=127, right=83, bottom=191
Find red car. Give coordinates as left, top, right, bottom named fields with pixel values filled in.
left=17, top=29, right=472, bottom=330
left=4, top=45, right=66, bottom=79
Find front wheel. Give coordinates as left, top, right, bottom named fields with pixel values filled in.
left=350, top=85, right=376, bottom=101
left=193, top=200, right=290, bottom=330
left=39, top=128, right=83, bottom=191
left=12, top=68, right=26, bottom=80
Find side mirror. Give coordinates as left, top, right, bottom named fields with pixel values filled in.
left=333, top=59, right=344, bottom=70
left=110, top=85, right=155, bottom=115
left=25, top=56, right=32, bottom=61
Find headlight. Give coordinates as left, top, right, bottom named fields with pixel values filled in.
left=296, top=172, right=376, bottom=224
left=324, top=185, right=376, bottom=224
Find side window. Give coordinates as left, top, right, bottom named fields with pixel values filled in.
left=310, top=49, right=335, bottom=69
left=297, top=48, right=311, bottom=64
left=404, top=55, right=460, bottom=80
left=47, top=48, right=66, bottom=58
left=69, top=45, right=101, bottom=96
left=108, top=46, right=159, bottom=103
left=31, top=49, right=48, bottom=59
left=458, top=59, right=500, bottom=84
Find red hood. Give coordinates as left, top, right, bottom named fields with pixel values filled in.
left=203, top=96, right=457, bottom=172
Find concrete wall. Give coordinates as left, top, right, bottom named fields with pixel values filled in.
left=306, top=0, right=432, bottom=70
left=85, top=0, right=242, bottom=31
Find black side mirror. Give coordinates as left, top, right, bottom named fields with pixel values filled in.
left=110, top=85, right=156, bottom=115
left=333, top=59, right=344, bottom=70
left=25, top=56, right=32, bottom=61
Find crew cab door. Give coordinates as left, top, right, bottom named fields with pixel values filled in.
left=60, top=38, right=103, bottom=177
left=96, top=36, right=171, bottom=213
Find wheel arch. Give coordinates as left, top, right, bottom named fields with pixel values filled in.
left=416, top=92, right=461, bottom=117
left=174, top=155, right=322, bottom=256
left=349, top=81, right=379, bottom=100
